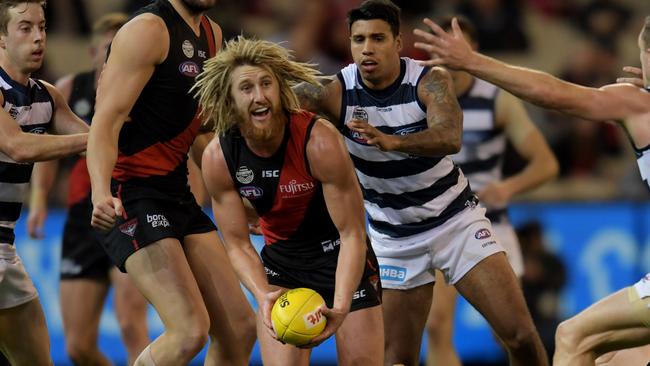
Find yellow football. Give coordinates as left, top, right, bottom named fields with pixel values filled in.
left=271, top=288, right=327, bottom=346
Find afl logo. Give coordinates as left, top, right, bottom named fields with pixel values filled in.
left=182, top=40, right=194, bottom=58
left=239, top=186, right=263, bottom=199
left=179, top=61, right=200, bottom=77
left=474, top=228, right=492, bottom=240
left=236, top=166, right=254, bottom=184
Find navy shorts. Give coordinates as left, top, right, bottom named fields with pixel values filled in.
left=97, top=184, right=216, bottom=272
left=261, top=240, right=382, bottom=312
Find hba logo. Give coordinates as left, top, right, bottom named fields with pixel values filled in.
left=379, top=265, right=407, bottom=282
left=179, top=61, right=200, bottom=77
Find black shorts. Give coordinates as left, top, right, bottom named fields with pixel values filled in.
left=262, top=240, right=382, bottom=312
left=60, top=197, right=112, bottom=280
left=97, top=185, right=216, bottom=272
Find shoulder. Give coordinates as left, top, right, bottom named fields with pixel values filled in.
left=307, top=118, right=343, bottom=154
left=419, top=66, right=453, bottom=86
left=599, top=83, right=650, bottom=114
left=111, top=14, right=168, bottom=63
left=37, top=80, right=61, bottom=101
left=207, top=18, right=223, bottom=48
left=417, top=66, right=454, bottom=101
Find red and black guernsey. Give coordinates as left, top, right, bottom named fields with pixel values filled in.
left=112, top=0, right=216, bottom=197
left=67, top=70, right=95, bottom=207
left=220, top=111, right=341, bottom=269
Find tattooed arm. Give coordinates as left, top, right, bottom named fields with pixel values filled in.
left=347, top=67, right=462, bottom=156
left=293, top=76, right=342, bottom=127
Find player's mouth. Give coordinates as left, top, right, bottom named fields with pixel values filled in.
left=360, top=60, right=378, bottom=72
left=31, top=50, right=44, bottom=60
left=250, top=106, right=271, bottom=122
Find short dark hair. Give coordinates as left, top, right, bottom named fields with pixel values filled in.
left=0, top=1, right=45, bottom=35
left=437, top=15, right=478, bottom=44
left=91, top=12, right=128, bottom=45
left=347, top=0, right=401, bottom=37
left=642, top=15, right=650, bottom=50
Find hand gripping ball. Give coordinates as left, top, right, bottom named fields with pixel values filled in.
left=271, top=288, right=327, bottom=346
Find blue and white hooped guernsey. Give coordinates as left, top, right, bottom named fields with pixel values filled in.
left=337, top=57, right=473, bottom=239
left=0, top=67, right=53, bottom=245
left=450, top=78, right=508, bottom=221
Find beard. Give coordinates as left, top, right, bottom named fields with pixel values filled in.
left=235, top=104, right=286, bottom=143
left=179, top=0, right=216, bottom=15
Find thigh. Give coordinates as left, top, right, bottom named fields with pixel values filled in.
left=492, top=222, right=524, bottom=278
left=454, top=252, right=531, bottom=339
left=257, top=284, right=311, bottom=366
left=124, top=237, right=207, bottom=330
left=109, top=267, right=148, bottom=326
left=596, top=344, right=650, bottom=366
left=335, top=305, right=384, bottom=366
left=427, top=270, right=458, bottom=333
left=60, top=279, right=109, bottom=341
left=182, top=232, right=255, bottom=340
left=0, top=298, right=51, bottom=366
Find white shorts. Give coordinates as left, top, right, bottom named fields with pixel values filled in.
left=633, top=274, right=650, bottom=299
left=370, top=206, right=505, bottom=290
left=0, top=243, right=38, bottom=309
left=492, top=222, right=524, bottom=277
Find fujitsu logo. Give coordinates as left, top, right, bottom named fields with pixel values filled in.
left=279, top=179, right=315, bottom=197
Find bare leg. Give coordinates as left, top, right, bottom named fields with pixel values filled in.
left=183, top=232, right=256, bottom=366
left=382, top=283, right=434, bottom=366
left=596, top=344, right=650, bottom=366
left=455, top=253, right=547, bottom=366
left=426, top=271, right=462, bottom=366
left=126, top=238, right=211, bottom=366
left=60, top=279, right=112, bottom=366
left=336, top=305, right=384, bottom=366
left=0, top=298, right=52, bottom=366
left=110, top=268, right=149, bottom=366
left=554, top=288, right=650, bottom=366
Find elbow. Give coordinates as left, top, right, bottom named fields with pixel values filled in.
left=5, top=140, right=33, bottom=163
left=442, top=134, right=462, bottom=155
left=547, top=156, right=560, bottom=180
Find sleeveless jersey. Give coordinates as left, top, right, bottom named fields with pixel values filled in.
left=67, top=70, right=96, bottom=207
left=625, top=87, right=650, bottom=190
left=0, top=67, right=53, bottom=245
left=220, top=111, right=340, bottom=269
left=113, top=0, right=216, bottom=196
left=450, top=78, right=508, bottom=221
left=337, top=57, right=473, bottom=239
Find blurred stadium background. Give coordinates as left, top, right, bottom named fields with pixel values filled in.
left=17, top=0, right=650, bottom=364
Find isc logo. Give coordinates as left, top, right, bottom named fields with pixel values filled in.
left=262, top=170, right=279, bottom=178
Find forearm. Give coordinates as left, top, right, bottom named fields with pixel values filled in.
left=30, top=160, right=58, bottom=208
left=467, top=53, right=582, bottom=114
left=225, top=243, right=271, bottom=302
left=87, top=132, right=117, bottom=200
left=501, top=156, right=558, bottom=198
left=390, top=126, right=460, bottom=156
left=333, top=232, right=366, bottom=311
left=8, top=133, right=86, bottom=163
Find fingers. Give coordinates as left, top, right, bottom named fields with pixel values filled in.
left=622, top=66, right=642, bottom=76
left=422, top=17, right=447, bottom=38
left=451, top=17, right=463, bottom=37
left=91, top=205, right=117, bottom=231
left=113, top=198, right=124, bottom=217
left=616, top=77, right=644, bottom=87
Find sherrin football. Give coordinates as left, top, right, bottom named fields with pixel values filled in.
left=271, top=288, right=327, bottom=346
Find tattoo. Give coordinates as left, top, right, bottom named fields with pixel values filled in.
left=422, top=69, right=451, bottom=103
left=293, top=77, right=333, bottom=112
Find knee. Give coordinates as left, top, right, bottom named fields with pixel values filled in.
left=554, top=319, right=581, bottom=353
left=425, top=309, right=449, bottom=343
left=241, top=315, right=257, bottom=348
left=499, top=321, right=541, bottom=353
left=65, top=338, right=98, bottom=364
left=171, top=328, right=210, bottom=359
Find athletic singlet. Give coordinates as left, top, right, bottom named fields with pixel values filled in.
left=0, top=67, right=53, bottom=245
left=112, top=0, right=216, bottom=196
left=220, top=111, right=341, bottom=268
left=67, top=70, right=95, bottom=207
left=338, top=57, right=473, bottom=239
left=451, top=78, right=508, bottom=221
left=624, top=87, right=650, bottom=190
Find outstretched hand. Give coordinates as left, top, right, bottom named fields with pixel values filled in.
left=260, top=289, right=285, bottom=341
left=298, top=305, right=348, bottom=349
left=616, top=66, right=644, bottom=88
left=413, top=17, right=475, bottom=70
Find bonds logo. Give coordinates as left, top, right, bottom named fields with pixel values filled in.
left=182, top=40, right=194, bottom=58
left=240, top=186, right=263, bottom=200
left=119, top=218, right=138, bottom=237
left=179, top=61, right=200, bottom=77
left=474, top=228, right=491, bottom=240
left=236, top=166, right=254, bottom=184
left=147, top=214, right=170, bottom=228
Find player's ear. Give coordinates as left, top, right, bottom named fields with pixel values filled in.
left=395, top=32, right=402, bottom=53
left=0, top=34, right=6, bottom=49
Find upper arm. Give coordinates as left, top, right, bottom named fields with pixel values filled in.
left=92, top=15, right=167, bottom=134
left=417, top=67, right=462, bottom=128
left=201, top=139, right=250, bottom=242
left=294, top=77, right=342, bottom=125
left=496, top=90, right=554, bottom=161
left=42, top=81, right=89, bottom=135
left=569, top=83, right=650, bottom=122
left=307, top=119, right=365, bottom=232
